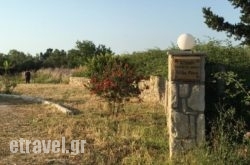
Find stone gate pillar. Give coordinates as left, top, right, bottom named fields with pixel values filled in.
left=167, top=51, right=205, bottom=158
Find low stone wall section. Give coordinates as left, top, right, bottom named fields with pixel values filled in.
left=138, top=76, right=166, bottom=105
left=69, top=76, right=167, bottom=105
left=69, top=77, right=90, bottom=87
left=0, top=94, right=73, bottom=114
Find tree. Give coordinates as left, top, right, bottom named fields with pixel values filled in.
left=202, top=0, right=250, bottom=45
left=76, top=40, right=96, bottom=57
left=39, top=48, right=53, bottom=61
left=87, top=55, right=142, bottom=116
left=7, top=50, right=27, bottom=72
left=67, top=49, right=83, bottom=68
left=95, top=44, right=113, bottom=56
left=0, top=60, right=17, bottom=94
left=44, top=49, right=67, bottom=68
left=68, top=40, right=114, bottom=67
left=0, top=53, right=7, bottom=74
left=39, top=48, right=68, bottom=68
left=76, top=40, right=113, bottom=56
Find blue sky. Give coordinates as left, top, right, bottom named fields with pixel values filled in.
left=0, top=0, right=241, bottom=55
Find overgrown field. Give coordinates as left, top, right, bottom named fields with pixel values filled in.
left=1, top=84, right=250, bottom=164
left=0, top=84, right=168, bottom=164
left=1, top=40, right=250, bottom=164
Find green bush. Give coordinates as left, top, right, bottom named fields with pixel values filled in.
left=71, top=66, right=88, bottom=77
left=87, top=55, right=143, bottom=116
left=195, top=39, right=250, bottom=83
left=0, top=75, right=17, bottom=94
left=0, top=60, right=17, bottom=94
left=85, top=54, right=114, bottom=77
left=171, top=105, right=249, bottom=164
left=121, top=49, right=168, bottom=78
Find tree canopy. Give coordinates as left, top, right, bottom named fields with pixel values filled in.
left=202, top=0, right=250, bottom=45
left=0, top=40, right=114, bottom=73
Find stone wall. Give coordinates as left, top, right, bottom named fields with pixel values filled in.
left=138, top=76, right=166, bottom=105
left=69, top=76, right=167, bottom=105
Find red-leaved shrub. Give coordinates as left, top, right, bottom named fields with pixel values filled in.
left=87, top=56, right=142, bottom=115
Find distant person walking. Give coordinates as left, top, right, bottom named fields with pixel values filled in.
left=25, top=71, right=31, bottom=83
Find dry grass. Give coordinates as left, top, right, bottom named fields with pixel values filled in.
left=25, top=68, right=72, bottom=84
left=0, top=84, right=167, bottom=164
left=2, top=83, right=249, bottom=164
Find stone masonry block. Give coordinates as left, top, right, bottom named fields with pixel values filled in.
left=187, top=85, right=205, bottom=111
left=179, top=84, right=190, bottom=98
left=189, top=115, right=196, bottom=138
left=196, top=114, right=205, bottom=144
left=171, top=111, right=189, bottom=139
left=169, top=83, right=178, bottom=109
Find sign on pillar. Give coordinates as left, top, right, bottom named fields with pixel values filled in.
left=167, top=50, right=205, bottom=158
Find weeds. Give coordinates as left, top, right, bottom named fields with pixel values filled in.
left=0, top=60, right=17, bottom=94
left=31, top=68, right=71, bottom=84
left=2, top=83, right=250, bottom=164
left=1, top=84, right=167, bottom=164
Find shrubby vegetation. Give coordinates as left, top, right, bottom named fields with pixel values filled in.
left=0, top=40, right=113, bottom=74
left=83, top=39, right=250, bottom=163
left=193, top=40, right=250, bottom=132
left=31, top=68, right=71, bottom=84
left=1, top=0, right=250, bottom=162
left=0, top=40, right=114, bottom=88
left=121, top=49, right=168, bottom=77
left=86, top=54, right=143, bottom=116
left=0, top=60, right=17, bottom=94
left=1, top=38, right=250, bottom=163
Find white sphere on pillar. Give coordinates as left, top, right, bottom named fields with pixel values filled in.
left=177, top=33, right=195, bottom=50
